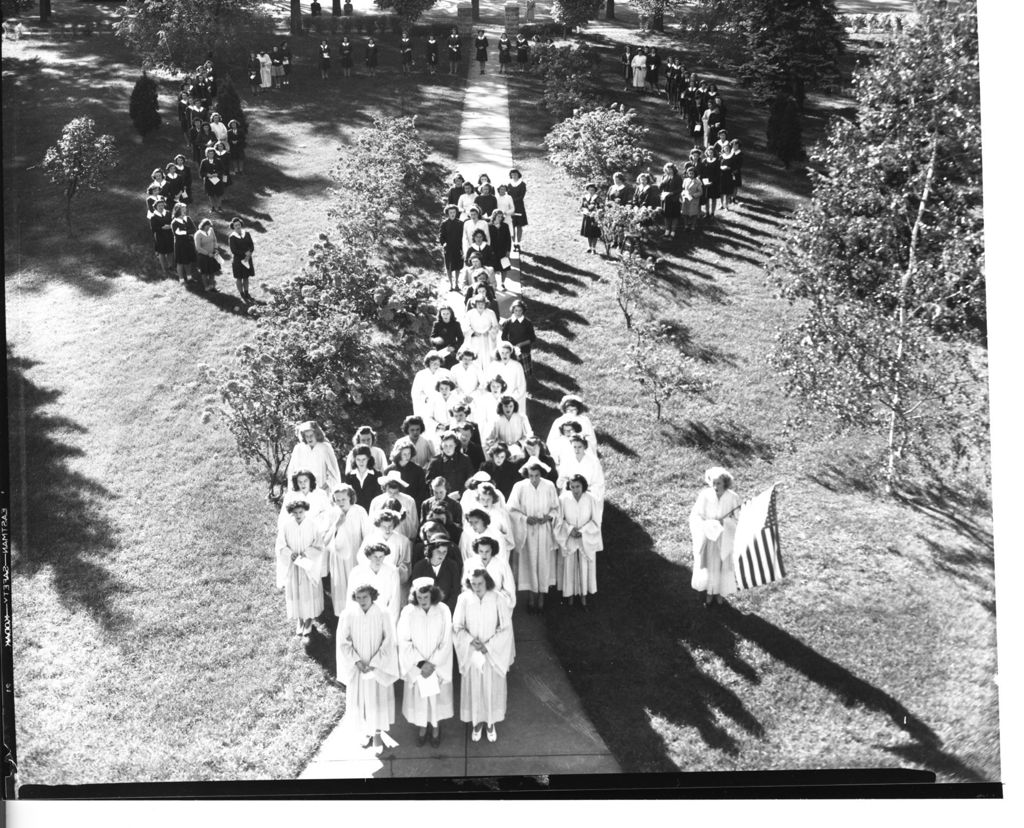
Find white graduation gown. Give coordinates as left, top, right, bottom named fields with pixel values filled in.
left=554, top=491, right=603, bottom=597
left=368, top=491, right=420, bottom=541
left=346, top=560, right=402, bottom=626
left=275, top=516, right=325, bottom=620
left=473, top=391, right=505, bottom=440
left=546, top=413, right=598, bottom=454
left=689, top=486, right=740, bottom=596
left=462, top=308, right=499, bottom=368
left=278, top=486, right=331, bottom=532
left=451, top=361, right=484, bottom=400
left=507, top=478, right=561, bottom=593
left=359, top=530, right=411, bottom=587
left=322, top=503, right=371, bottom=593
left=411, top=366, right=454, bottom=418
left=487, top=412, right=534, bottom=456
left=286, top=440, right=342, bottom=492
left=397, top=602, right=455, bottom=727
left=461, top=553, right=517, bottom=663
left=336, top=602, right=399, bottom=734
left=555, top=451, right=606, bottom=504
left=344, top=446, right=388, bottom=475
left=487, top=359, right=527, bottom=412
left=453, top=590, right=513, bottom=725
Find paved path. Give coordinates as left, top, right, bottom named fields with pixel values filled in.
left=299, top=68, right=620, bottom=781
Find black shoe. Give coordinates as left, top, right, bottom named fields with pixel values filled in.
left=417, top=730, right=428, bottom=747
left=430, top=729, right=442, bottom=747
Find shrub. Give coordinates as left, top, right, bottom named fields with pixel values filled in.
left=215, top=74, right=248, bottom=136
left=40, top=116, right=117, bottom=234
left=544, top=103, right=652, bottom=186
left=129, top=71, right=162, bottom=137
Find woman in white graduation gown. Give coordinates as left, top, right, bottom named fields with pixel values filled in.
left=343, top=426, right=389, bottom=475
left=453, top=569, right=514, bottom=743
left=545, top=395, right=598, bottom=452
left=275, top=501, right=325, bottom=636
left=347, top=542, right=403, bottom=626
left=486, top=396, right=534, bottom=459
left=473, top=483, right=515, bottom=561
left=362, top=508, right=411, bottom=587
left=486, top=342, right=527, bottom=412
left=322, top=484, right=371, bottom=608
left=462, top=535, right=516, bottom=662
left=368, top=471, right=420, bottom=542
left=688, top=466, right=740, bottom=606
left=555, top=434, right=605, bottom=504
left=451, top=348, right=484, bottom=401
left=554, top=474, right=603, bottom=607
left=411, top=351, right=454, bottom=419
left=336, top=583, right=400, bottom=750
left=462, top=294, right=499, bottom=369
left=506, top=458, right=561, bottom=613
left=473, top=376, right=507, bottom=441
left=278, top=468, right=331, bottom=531
left=397, top=577, right=455, bottom=747
left=286, top=420, right=342, bottom=492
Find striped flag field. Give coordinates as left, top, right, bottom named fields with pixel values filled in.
left=733, top=485, right=785, bottom=591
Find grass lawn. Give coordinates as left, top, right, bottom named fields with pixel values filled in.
left=505, top=23, right=998, bottom=781
left=5, top=9, right=465, bottom=786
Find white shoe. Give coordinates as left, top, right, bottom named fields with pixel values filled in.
left=471, top=725, right=483, bottom=742
left=486, top=725, right=496, bottom=742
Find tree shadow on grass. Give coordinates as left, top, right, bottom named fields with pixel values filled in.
left=543, top=499, right=989, bottom=779
left=894, top=478, right=993, bottom=550
left=526, top=252, right=597, bottom=282
left=662, top=419, right=776, bottom=465
left=521, top=295, right=590, bottom=340
left=655, top=258, right=729, bottom=306
left=594, top=429, right=639, bottom=460
left=654, top=318, right=738, bottom=366
left=7, top=349, right=131, bottom=633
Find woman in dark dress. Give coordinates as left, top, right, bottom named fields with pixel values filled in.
left=718, top=141, right=737, bottom=210
left=521, top=437, right=559, bottom=485
left=464, top=229, right=496, bottom=272
left=658, top=162, right=683, bottom=237
left=340, top=36, right=353, bottom=78
left=281, top=40, right=293, bottom=87
left=385, top=440, right=429, bottom=508
left=480, top=443, right=522, bottom=501
left=489, top=210, right=513, bottom=290
left=681, top=75, right=700, bottom=132
left=247, top=52, right=261, bottom=94
left=579, top=183, right=602, bottom=255
left=319, top=40, right=331, bottom=79
left=149, top=198, right=174, bottom=271
left=500, top=299, right=536, bottom=377
left=163, top=161, right=186, bottom=205
left=474, top=183, right=497, bottom=219
left=345, top=445, right=382, bottom=513
left=515, top=34, right=529, bottom=73
left=447, top=173, right=467, bottom=206
left=646, top=47, right=661, bottom=95
left=365, top=37, right=379, bottom=77
left=426, top=34, right=439, bottom=75
left=228, top=216, right=255, bottom=303
left=199, top=147, right=226, bottom=211
left=213, top=140, right=231, bottom=191
left=430, top=305, right=465, bottom=369
left=170, top=202, right=197, bottom=283
left=497, top=33, right=511, bottom=74
left=507, top=168, right=527, bottom=251
left=400, top=32, right=413, bottom=74
left=632, top=172, right=660, bottom=210
left=172, top=154, right=193, bottom=202
left=621, top=46, right=632, bottom=91
left=270, top=45, right=283, bottom=89
left=190, top=122, right=211, bottom=164
left=729, top=139, right=744, bottom=201
left=448, top=28, right=461, bottom=75
left=700, top=145, right=721, bottom=219
left=227, top=121, right=245, bottom=175
left=439, top=203, right=464, bottom=290
left=475, top=29, right=488, bottom=75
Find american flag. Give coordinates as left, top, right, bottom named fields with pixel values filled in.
left=732, top=485, right=785, bottom=590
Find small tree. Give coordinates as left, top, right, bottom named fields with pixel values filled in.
left=544, top=103, right=652, bottom=186
left=766, top=93, right=803, bottom=168
left=609, top=253, right=655, bottom=329
left=630, top=322, right=709, bottom=421
left=532, top=42, right=605, bottom=117
left=40, top=117, right=117, bottom=235
left=373, top=0, right=438, bottom=22
left=215, top=74, right=248, bottom=136
left=129, top=71, right=163, bottom=138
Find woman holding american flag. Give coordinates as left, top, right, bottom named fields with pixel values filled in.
left=688, top=467, right=741, bottom=607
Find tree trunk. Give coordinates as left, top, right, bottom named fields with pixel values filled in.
left=652, top=11, right=664, bottom=32
left=472, top=0, right=480, bottom=22
left=605, top=0, right=615, bottom=20
left=885, top=132, right=939, bottom=493
left=290, top=0, right=303, bottom=34
left=39, top=0, right=52, bottom=24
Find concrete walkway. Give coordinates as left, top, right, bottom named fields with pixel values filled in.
left=299, top=68, right=620, bottom=780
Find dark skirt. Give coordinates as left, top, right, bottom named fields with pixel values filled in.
left=232, top=257, right=254, bottom=280
left=662, top=197, right=681, bottom=219
left=512, top=204, right=528, bottom=227
left=476, top=47, right=487, bottom=62
left=580, top=215, right=601, bottom=240
left=197, top=253, right=221, bottom=275
left=154, top=229, right=174, bottom=255
left=204, top=177, right=227, bottom=197
left=173, top=234, right=196, bottom=265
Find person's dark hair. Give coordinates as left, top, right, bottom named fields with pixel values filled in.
left=286, top=499, right=310, bottom=514
left=436, top=377, right=456, bottom=391
left=465, top=568, right=496, bottom=591
left=472, top=536, right=499, bottom=556
left=402, top=415, right=426, bottom=434
left=465, top=508, right=491, bottom=527
left=350, top=444, right=376, bottom=469
left=291, top=469, right=318, bottom=491
left=472, top=229, right=487, bottom=242
left=332, top=483, right=357, bottom=503
left=487, top=441, right=510, bottom=459
left=559, top=419, right=583, bottom=434
left=488, top=375, right=508, bottom=393
left=362, top=542, right=391, bottom=559
left=352, top=425, right=377, bottom=446
left=567, top=473, right=590, bottom=492
left=411, top=584, right=444, bottom=605
left=439, top=430, right=460, bottom=448
left=569, top=434, right=590, bottom=449
left=351, top=583, right=380, bottom=601
left=436, top=304, right=455, bottom=322
left=497, top=395, right=519, bottom=414
left=477, top=483, right=498, bottom=503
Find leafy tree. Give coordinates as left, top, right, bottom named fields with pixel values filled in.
left=330, top=116, right=430, bottom=245
left=215, top=74, right=248, bottom=137
left=765, top=93, right=803, bottom=167
left=767, top=0, right=985, bottom=490
left=532, top=42, right=605, bottom=117
left=551, top=0, right=600, bottom=34
left=115, top=0, right=267, bottom=70
left=629, top=0, right=678, bottom=31
left=608, top=253, right=655, bottom=329
left=697, top=0, right=844, bottom=106
left=40, top=117, right=117, bottom=235
left=544, top=103, right=652, bottom=186
left=1, top=0, right=34, bottom=17
left=372, top=0, right=438, bottom=22
left=129, top=71, right=162, bottom=138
